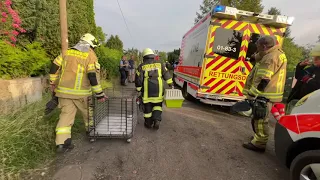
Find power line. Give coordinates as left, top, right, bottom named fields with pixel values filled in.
left=116, top=0, right=135, bottom=46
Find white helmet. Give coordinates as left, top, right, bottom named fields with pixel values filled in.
left=142, top=48, right=155, bottom=57
left=80, top=33, right=100, bottom=48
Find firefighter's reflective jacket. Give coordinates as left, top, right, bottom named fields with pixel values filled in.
left=49, top=43, right=103, bottom=99
left=135, top=58, right=173, bottom=103
left=243, top=45, right=287, bottom=102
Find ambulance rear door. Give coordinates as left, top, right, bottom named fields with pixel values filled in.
left=237, top=23, right=287, bottom=95
left=200, top=19, right=249, bottom=99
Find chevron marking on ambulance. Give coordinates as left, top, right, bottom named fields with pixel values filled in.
left=204, top=20, right=251, bottom=95
left=249, top=24, right=286, bottom=45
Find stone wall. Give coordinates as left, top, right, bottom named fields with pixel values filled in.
left=0, top=77, right=43, bottom=115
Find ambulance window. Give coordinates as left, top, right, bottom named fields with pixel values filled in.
left=246, top=33, right=277, bottom=61
left=212, top=28, right=243, bottom=60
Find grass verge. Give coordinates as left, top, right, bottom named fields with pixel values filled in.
left=101, top=80, right=113, bottom=89
left=0, top=80, right=113, bottom=179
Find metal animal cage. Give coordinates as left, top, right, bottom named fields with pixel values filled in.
left=87, top=86, right=139, bottom=143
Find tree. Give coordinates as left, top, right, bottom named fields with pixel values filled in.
left=194, top=0, right=217, bottom=24
left=95, top=46, right=123, bottom=79
left=301, top=44, right=314, bottom=59
left=194, top=0, right=263, bottom=25
left=318, top=35, right=320, bottom=43
left=282, top=38, right=304, bottom=71
left=158, top=51, right=167, bottom=63
left=234, top=0, right=263, bottom=13
left=267, top=7, right=280, bottom=15
left=167, top=48, right=180, bottom=64
left=124, top=47, right=142, bottom=64
left=95, top=26, right=107, bottom=43
left=12, top=0, right=97, bottom=58
left=105, top=35, right=123, bottom=52
left=266, top=7, right=303, bottom=71
left=67, top=0, right=97, bottom=48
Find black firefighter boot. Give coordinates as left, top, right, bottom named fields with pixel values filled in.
left=144, top=118, right=153, bottom=129
left=242, top=142, right=265, bottom=153
left=56, top=138, right=75, bottom=153
left=153, top=119, right=161, bottom=130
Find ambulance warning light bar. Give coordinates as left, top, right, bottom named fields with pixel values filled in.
left=212, top=5, right=294, bottom=27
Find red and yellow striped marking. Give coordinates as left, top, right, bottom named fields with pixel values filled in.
left=248, top=24, right=286, bottom=45
left=238, top=25, right=250, bottom=62
left=202, top=55, right=242, bottom=95
left=201, top=18, right=286, bottom=97
left=208, top=19, right=248, bottom=56
left=204, top=19, right=251, bottom=96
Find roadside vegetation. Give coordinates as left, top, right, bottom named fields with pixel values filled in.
left=0, top=80, right=112, bottom=179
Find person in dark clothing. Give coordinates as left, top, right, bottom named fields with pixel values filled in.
left=135, top=48, right=173, bottom=130
left=128, top=55, right=135, bottom=83
left=287, top=45, right=320, bottom=112
left=119, top=56, right=128, bottom=85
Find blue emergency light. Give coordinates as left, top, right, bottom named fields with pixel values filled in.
left=213, top=5, right=225, bottom=13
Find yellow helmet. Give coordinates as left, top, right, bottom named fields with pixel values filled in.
left=310, top=44, right=320, bottom=57
left=80, top=33, right=100, bottom=48
left=142, top=48, right=154, bottom=57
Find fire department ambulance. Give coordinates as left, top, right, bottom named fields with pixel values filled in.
left=174, top=5, right=294, bottom=106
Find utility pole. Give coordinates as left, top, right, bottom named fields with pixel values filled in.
left=59, top=0, right=68, bottom=56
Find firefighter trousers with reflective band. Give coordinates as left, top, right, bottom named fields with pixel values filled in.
left=55, top=97, right=93, bottom=145
left=251, top=102, right=273, bottom=149
left=143, top=102, right=163, bottom=124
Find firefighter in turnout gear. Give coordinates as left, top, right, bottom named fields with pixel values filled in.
left=135, top=48, right=173, bottom=130
left=49, top=33, right=107, bottom=153
left=242, top=36, right=287, bottom=152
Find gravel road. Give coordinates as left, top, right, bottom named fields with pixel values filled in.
left=50, top=97, right=289, bottom=180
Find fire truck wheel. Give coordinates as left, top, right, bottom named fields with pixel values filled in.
left=182, top=83, right=193, bottom=101
left=289, top=150, right=320, bottom=180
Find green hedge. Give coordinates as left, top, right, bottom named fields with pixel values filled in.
left=0, top=41, right=50, bottom=79
left=95, top=46, right=122, bottom=78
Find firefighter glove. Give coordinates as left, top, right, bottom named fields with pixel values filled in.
left=45, top=95, right=59, bottom=115
left=252, top=96, right=269, bottom=120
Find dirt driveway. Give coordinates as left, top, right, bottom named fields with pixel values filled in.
left=49, top=97, right=289, bottom=180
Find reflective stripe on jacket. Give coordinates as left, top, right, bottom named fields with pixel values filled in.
left=135, top=58, right=173, bottom=103
left=243, top=45, right=287, bottom=102
left=51, top=47, right=102, bottom=99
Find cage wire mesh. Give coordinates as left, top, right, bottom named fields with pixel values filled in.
left=87, top=85, right=139, bottom=141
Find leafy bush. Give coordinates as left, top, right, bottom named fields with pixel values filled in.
left=0, top=41, right=50, bottom=79
left=95, top=46, right=122, bottom=78
left=282, top=38, right=304, bottom=71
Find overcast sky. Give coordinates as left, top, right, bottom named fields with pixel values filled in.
left=94, top=0, right=320, bottom=52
